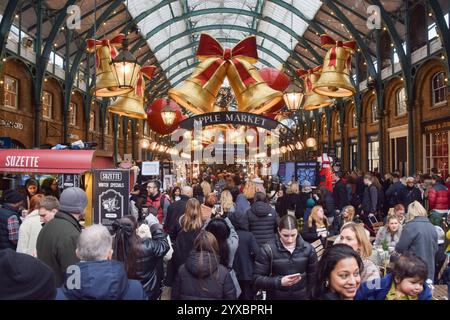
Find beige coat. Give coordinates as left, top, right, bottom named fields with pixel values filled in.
left=16, top=210, right=42, bottom=256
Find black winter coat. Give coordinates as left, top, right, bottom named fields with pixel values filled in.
left=133, top=225, right=170, bottom=300
left=246, top=201, right=278, bottom=246
left=165, top=195, right=190, bottom=242
left=302, top=220, right=329, bottom=245
left=275, top=195, right=288, bottom=217
left=399, top=186, right=422, bottom=209
left=297, top=191, right=313, bottom=218
left=172, top=251, right=236, bottom=300
left=228, top=209, right=261, bottom=281
left=318, top=190, right=336, bottom=218
left=165, top=228, right=201, bottom=286
left=333, top=179, right=349, bottom=211
left=361, top=184, right=378, bottom=214
left=253, top=235, right=318, bottom=300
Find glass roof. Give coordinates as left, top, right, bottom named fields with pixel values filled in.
left=127, top=0, right=323, bottom=86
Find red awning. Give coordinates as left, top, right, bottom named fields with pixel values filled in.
left=0, top=149, right=114, bottom=174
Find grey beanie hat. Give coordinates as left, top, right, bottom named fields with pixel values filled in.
left=59, top=187, right=88, bottom=214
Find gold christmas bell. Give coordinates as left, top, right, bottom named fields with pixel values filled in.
left=169, top=34, right=282, bottom=115
left=109, top=66, right=156, bottom=119
left=86, top=34, right=133, bottom=97
left=227, top=57, right=282, bottom=114
left=297, top=66, right=334, bottom=110
left=313, top=35, right=356, bottom=98
left=169, top=56, right=227, bottom=114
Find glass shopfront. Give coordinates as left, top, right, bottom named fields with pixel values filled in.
left=424, top=130, right=449, bottom=179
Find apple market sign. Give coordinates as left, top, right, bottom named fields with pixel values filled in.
left=179, top=112, right=292, bottom=134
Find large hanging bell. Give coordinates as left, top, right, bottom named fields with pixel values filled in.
left=298, top=67, right=334, bottom=111
left=108, top=90, right=147, bottom=119
left=86, top=35, right=133, bottom=97
left=227, top=59, right=283, bottom=114
left=313, top=35, right=356, bottom=98
left=168, top=57, right=227, bottom=114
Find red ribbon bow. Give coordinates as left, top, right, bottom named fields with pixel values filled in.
left=134, top=66, right=156, bottom=97
left=320, top=35, right=356, bottom=68
left=135, top=66, right=156, bottom=97
left=297, top=66, right=322, bottom=91
left=195, top=34, right=258, bottom=87
left=86, top=34, right=125, bottom=68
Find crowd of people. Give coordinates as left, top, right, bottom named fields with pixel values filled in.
left=0, top=168, right=449, bottom=300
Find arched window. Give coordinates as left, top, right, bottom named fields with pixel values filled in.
left=104, top=115, right=110, bottom=135
left=371, top=100, right=378, bottom=123
left=3, top=75, right=18, bottom=109
left=352, top=108, right=358, bottom=128
left=432, top=71, right=447, bottom=106
left=42, top=91, right=53, bottom=119
left=395, top=87, right=407, bottom=116
left=322, top=116, right=327, bottom=137
left=68, top=102, right=77, bottom=126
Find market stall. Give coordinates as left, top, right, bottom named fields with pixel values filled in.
left=0, top=149, right=115, bottom=225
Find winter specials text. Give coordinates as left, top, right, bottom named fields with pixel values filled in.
left=177, top=304, right=273, bottom=318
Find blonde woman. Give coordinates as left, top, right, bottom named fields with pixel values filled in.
left=337, top=222, right=380, bottom=283
left=396, top=201, right=438, bottom=281
left=220, top=190, right=235, bottom=216
left=200, top=180, right=211, bottom=198
left=302, top=205, right=329, bottom=244
left=243, top=180, right=257, bottom=203
left=166, top=198, right=204, bottom=287
left=332, top=205, right=357, bottom=235
left=286, top=181, right=300, bottom=217
left=374, top=215, right=402, bottom=248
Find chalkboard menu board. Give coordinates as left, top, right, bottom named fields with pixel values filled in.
left=93, top=169, right=130, bottom=232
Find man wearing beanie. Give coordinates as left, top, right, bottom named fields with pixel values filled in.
left=0, top=189, right=25, bottom=250
left=0, top=248, right=56, bottom=299
left=36, top=187, right=87, bottom=287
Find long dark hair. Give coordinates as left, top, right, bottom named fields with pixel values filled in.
left=171, top=186, right=181, bottom=201
left=112, top=215, right=140, bottom=279
left=313, top=244, right=363, bottom=299
left=41, top=178, right=60, bottom=198
left=205, top=217, right=230, bottom=267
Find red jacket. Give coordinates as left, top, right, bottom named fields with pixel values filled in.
left=146, top=193, right=170, bottom=224
left=428, top=183, right=450, bottom=211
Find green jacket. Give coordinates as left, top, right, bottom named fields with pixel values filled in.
left=36, top=211, right=82, bottom=287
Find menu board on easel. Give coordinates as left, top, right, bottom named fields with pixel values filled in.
left=93, top=169, right=130, bottom=232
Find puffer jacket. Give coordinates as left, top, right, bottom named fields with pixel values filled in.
left=56, top=260, right=146, bottom=300
left=253, top=235, right=318, bottom=300
left=246, top=201, right=278, bottom=246
left=171, top=251, right=236, bottom=300
left=428, top=183, right=450, bottom=211
left=134, top=225, right=170, bottom=300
